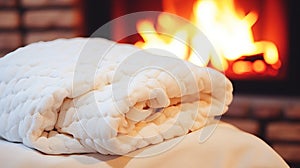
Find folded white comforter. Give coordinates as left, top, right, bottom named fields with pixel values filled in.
left=0, top=37, right=233, bottom=155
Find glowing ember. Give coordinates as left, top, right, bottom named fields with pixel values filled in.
left=253, top=60, right=266, bottom=73
left=135, top=0, right=281, bottom=77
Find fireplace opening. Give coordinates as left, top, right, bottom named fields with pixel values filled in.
left=83, top=0, right=300, bottom=97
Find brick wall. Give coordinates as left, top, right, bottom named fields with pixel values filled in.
left=222, top=95, right=300, bottom=167
left=0, top=0, right=83, bottom=57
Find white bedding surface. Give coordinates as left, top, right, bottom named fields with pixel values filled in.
left=0, top=122, right=288, bottom=168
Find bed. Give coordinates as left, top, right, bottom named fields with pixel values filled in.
left=0, top=122, right=288, bottom=168
left=0, top=38, right=289, bottom=167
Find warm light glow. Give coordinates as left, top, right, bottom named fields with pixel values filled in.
left=253, top=60, right=266, bottom=73
left=272, top=60, right=282, bottom=70
left=232, top=61, right=252, bottom=74
left=135, top=0, right=281, bottom=76
left=135, top=19, right=188, bottom=59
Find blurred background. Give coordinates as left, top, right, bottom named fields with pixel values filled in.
left=0, top=0, right=299, bottom=166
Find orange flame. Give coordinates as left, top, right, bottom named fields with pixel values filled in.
left=135, top=0, right=280, bottom=75
left=135, top=19, right=189, bottom=59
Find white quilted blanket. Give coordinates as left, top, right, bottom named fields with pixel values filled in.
left=0, top=37, right=233, bottom=155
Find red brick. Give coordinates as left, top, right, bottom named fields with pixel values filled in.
left=252, top=105, right=282, bottom=119
left=221, top=118, right=259, bottom=135
left=284, top=101, right=300, bottom=119
left=226, top=103, right=250, bottom=117
left=0, top=52, right=5, bottom=58
left=0, top=32, right=21, bottom=49
left=0, top=49, right=12, bottom=57
left=225, top=95, right=251, bottom=117
left=266, top=122, right=300, bottom=141
left=0, top=0, right=16, bottom=7
left=24, top=30, right=78, bottom=44
left=273, top=144, right=300, bottom=162
left=0, top=10, right=20, bottom=28
left=241, top=96, right=296, bottom=119
left=23, top=9, right=80, bottom=28
left=21, top=0, right=76, bottom=7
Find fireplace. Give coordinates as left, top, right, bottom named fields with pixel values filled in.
left=84, top=0, right=300, bottom=97
left=83, top=2, right=300, bottom=165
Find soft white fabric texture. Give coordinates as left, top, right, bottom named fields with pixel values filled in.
left=0, top=122, right=289, bottom=168
left=0, top=37, right=233, bottom=155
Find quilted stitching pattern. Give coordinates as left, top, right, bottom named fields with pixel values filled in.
left=0, top=38, right=233, bottom=155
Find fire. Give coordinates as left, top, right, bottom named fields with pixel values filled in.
left=135, top=0, right=281, bottom=76
left=135, top=19, right=189, bottom=59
